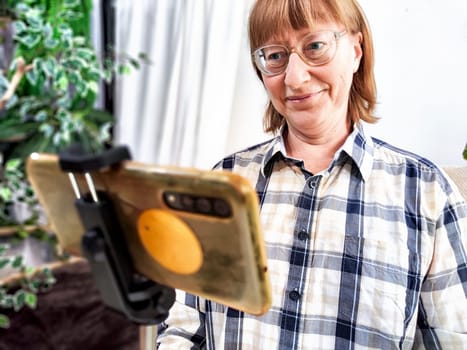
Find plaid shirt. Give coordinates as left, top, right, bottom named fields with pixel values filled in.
left=157, top=123, right=467, bottom=349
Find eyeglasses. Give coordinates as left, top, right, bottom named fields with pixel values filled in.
left=252, top=30, right=347, bottom=76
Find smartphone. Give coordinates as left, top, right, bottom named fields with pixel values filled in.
left=26, top=153, right=271, bottom=316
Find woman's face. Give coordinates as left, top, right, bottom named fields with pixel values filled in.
left=261, top=22, right=362, bottom=139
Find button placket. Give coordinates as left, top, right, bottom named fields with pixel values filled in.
left=285, top=175, right=321, bottom=309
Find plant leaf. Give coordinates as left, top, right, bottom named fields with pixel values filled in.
left=24, top=10, right=44, bottom=32
left=13, top=20, right=27, bottom=34
left=129, top=58, right=140, bottom=69
left=6, top=94, right=18, bottom=109
left=76, top=79, right=88, bottom=97
left=39, top=123, right=54, bottom=137
left=87, top=81, right=98, bottom=95
left=0, top=258, right=10, bottom=269
left=0, top=120, right=38, bottom=142
left=0, top=244, right=8, bottom=254
left=9, top=132, right=52, bottom=159
left=64, top=0, right=81, bottom=8
left=13, top=290, right=26, bottom=311
left=0, top=314, right=10, bottom=329
left=75, top=48, right=95, bottom=61
left=34, top=110, right=48, bottom=122
left=11, top=256, right=23, bottom=269
left=0, top=74, right=10, bottom=90
left=73, top=36, right=86, bottom=46
left=0, top=187, right=12, bottom=202
left=42, top=22, right=53, bottom=38
left=25, top=67, right=38, bottom=85
left=44, top=37, right=59, bottom=49
left=42, top=57, right=57, bottom=77
left=117, top=64, right=131, bottom=75
left=24, top=292, right=37, bottom=308
left=5, top=159, right=22, bottom=171
left=67, top=69, right=81, bottom=85
left=54, top=72, right=69, bottom=92
left=16, top=33, right=42, bottom=48
left=63, top=56, right=88, bottom=70
left=62, top=10, right=83, bottom=21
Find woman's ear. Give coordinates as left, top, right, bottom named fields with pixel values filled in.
left=353, top=32, right=363, bottom=73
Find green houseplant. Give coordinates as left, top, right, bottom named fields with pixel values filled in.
left=1, top=0, right=113, bottom=158
left=0, top=0, right=144, bottom=328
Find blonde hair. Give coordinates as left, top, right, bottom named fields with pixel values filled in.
left=248, top=0, right=378, bottom=133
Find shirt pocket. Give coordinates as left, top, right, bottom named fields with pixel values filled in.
left=338, top=236, right=422, bottom=338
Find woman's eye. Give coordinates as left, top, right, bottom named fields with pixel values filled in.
left=306, top=41, right=326, bottom=51
left=267, top=51, right=286, bottom=62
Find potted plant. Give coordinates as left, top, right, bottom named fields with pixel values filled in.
left=0, top=0, right=144, bottom=328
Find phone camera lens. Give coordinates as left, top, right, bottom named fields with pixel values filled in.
left=181, top=195, right=195, bottom=210
left=213, top=199, right=231, bottom=217
left=195, top=198, right=212, bottom=214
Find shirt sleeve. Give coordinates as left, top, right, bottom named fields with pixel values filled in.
left=416, top=182, right=467, bottom=348
left=156, top=290, right=206, bottom=349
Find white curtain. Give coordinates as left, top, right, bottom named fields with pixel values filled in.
left=91, top=0, right=105, bottom=109
left=113, top=0, right=252, bottom=168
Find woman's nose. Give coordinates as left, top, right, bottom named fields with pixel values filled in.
left=284, top=52, right=310, bottom=88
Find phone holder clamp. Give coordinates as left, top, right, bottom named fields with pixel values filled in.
left=58, top=145, right=175, bottom=325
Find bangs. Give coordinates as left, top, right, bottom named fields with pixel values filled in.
left=249, top=0, right=357, bottom=50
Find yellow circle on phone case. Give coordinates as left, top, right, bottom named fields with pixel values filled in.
left=137, top=209, right=203, bottom=275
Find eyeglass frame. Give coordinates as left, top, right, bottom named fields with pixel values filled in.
left=252, top=30, right=347, bottom=76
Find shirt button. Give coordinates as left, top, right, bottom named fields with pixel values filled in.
left=308, top=180, right=317, bottom=189
left=289, top=290, right=301, bottom=301
left=298, top=230, right=309, bottom=241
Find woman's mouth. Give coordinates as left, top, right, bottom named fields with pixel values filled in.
left=286, top=90, right=323, bottom=102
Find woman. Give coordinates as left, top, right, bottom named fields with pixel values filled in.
left=157, top=0, right=467, bottom=348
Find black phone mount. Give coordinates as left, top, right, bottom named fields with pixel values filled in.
left=58, top=144, right=175, bottom=325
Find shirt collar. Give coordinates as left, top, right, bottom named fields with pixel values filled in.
left=260, top=122, right=374, bottom=181
left=339, top=122, right=374, bottom=182
left=259, top=133, right=284, bottom=178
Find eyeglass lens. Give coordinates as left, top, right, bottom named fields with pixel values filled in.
left=254, top=31, right=340, bottom=75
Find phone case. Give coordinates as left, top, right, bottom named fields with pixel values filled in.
left=26, top=153, right=271, bottom=315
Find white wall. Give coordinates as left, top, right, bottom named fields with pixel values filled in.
left=227, top=1, right=467, bottom=167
